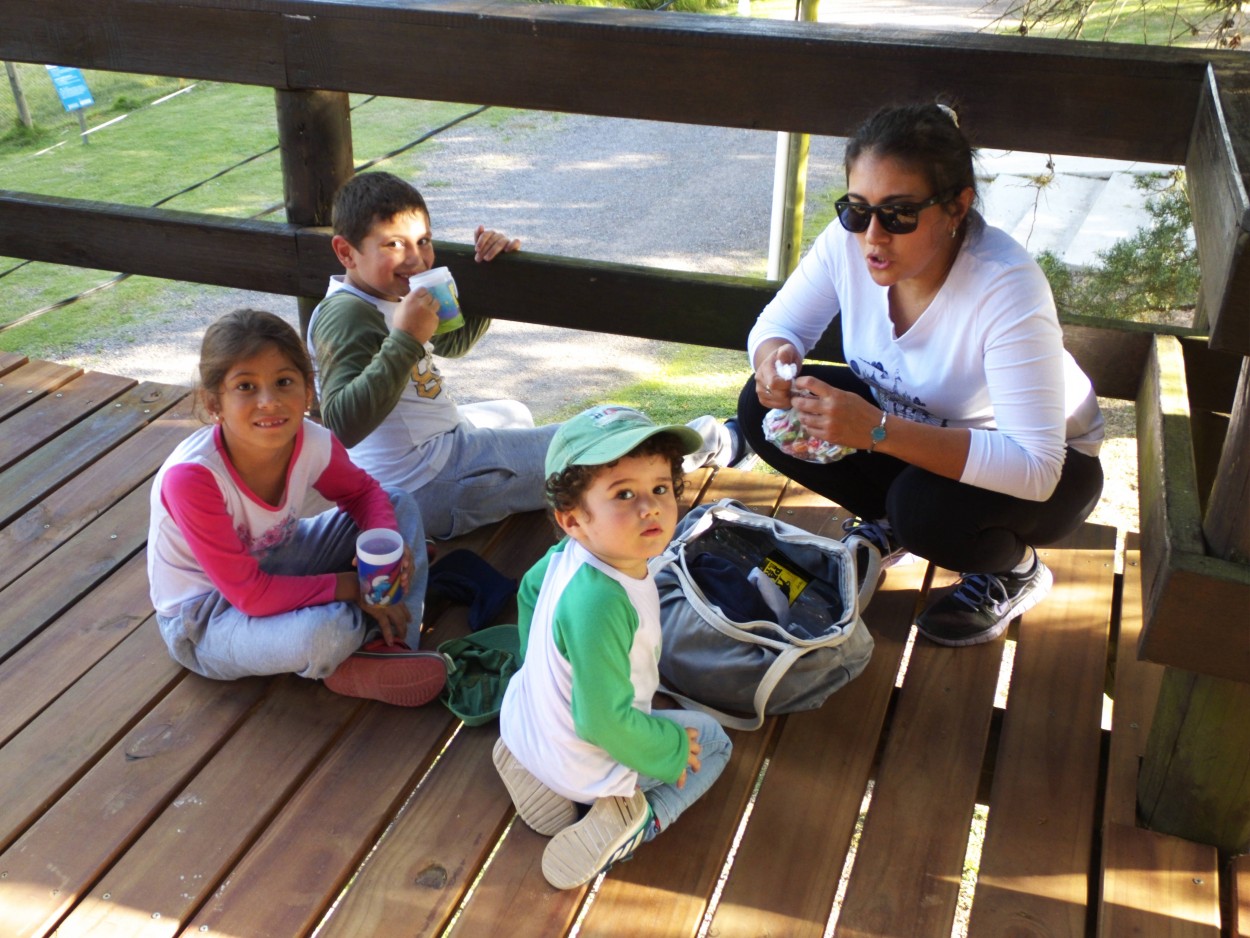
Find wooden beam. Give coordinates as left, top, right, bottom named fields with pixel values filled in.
left=1187, top=66, right=1250, bottom=357
left=5, top=193, right=1240, bottom=403
left=274, top=88, right=354, bottom=337
left=0, top=191, right=302, bottom=295
left=1135, top=335, right=1250, bottom=682
left=1139, top=669, right=1250, bottom=854
left=1204, top=359, right=1250, bottom=560
left=1, top=0, right=1241, bottom=162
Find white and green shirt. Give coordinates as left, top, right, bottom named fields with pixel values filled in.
left=499, top=538, right=689, bottom=802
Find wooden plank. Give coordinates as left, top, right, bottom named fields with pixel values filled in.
left=708, top=488, right=925, bottom=938
left=55, top=679, right=361, bottom=938
left=0, top=621, right=181, bottom=853
left=579, top=724, right=777, bottom=937
left=444, top=818, right=585, bottom=938
left=1236, top=853, right=1250, bottom=938
left=0, top=399, right=196, bottom=592
left=313, top=726, right=509, bottom=936
left=2, top=0, right=1229, bottom=160
left=0, top=0, right=287, bottom=86
left=0, top=673, right=267, bottom=938
left=1179, top=335, right=1243, bottom=415
left=1188, top=66, right=1250, bottom=355
left=0, top=554, right=152, bottom=745
left=0, top=193, right=1211, bottom=403
left=1204, top=360, right=1249, bottom=561
left=0, top=482, right=151, bottom=660
left=1099, top=823, right=1220, bottom=936
left=0, top=370, right=134, bottom=472
left=1103, top=537, right=1163, bottom=829
left=1059, top=322, right=1242, bottom=409
left=0, top=350, right=28, bottom=376
left=1101, top=536, right=1222, bottom=936
left=1139, top=670, right=1250, bottom=853
left=1136, top=335, right=1250, bottom=681
left=836, top=599, right=1005, bottom=936
left=0, top=358, right=81, bottom=420
left=0, top=380, right=185, bottom=527
left=184, top=702, right=456, bottom=937
left=967, top=523, right=1116, bottom=937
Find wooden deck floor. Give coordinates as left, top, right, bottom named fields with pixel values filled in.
left=0, top=351, right=1239, bottom=937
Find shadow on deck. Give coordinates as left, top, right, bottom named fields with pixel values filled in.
left=0, top=352, right=1233, bottom=936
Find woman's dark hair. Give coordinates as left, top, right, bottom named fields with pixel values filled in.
left=198, top=308, right=314, bottom=420
left=545, top=433, right=688, bottom=523
left=845, top=100, right=978, bottom=208
left=332, top=171, right=430, bottom=248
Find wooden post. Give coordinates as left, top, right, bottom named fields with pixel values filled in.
left=766, top=0, right=818, bottom=281
left=274, top=89, right=353, bottom=339
left=1138, top=359, right=1250, bottom=853
left=4, top=61, right=32, bottom=128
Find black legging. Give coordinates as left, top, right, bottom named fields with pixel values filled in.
left=736, top=364, right=1105, bottom=573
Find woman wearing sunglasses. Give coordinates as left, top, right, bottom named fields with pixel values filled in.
left=736, top=101, right=1105, bottom=647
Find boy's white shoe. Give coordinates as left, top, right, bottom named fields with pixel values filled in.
left=541, top=789, right=652, bottom=890
left=682, top=415, right=755, bottom=472
left=492, top=737, right=577, bottom=836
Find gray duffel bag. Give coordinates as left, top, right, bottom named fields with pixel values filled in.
left=651, top=498, right=877, bottom=730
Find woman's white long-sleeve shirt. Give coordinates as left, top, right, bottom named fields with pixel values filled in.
left=747, top=216, right=1104, bottom=502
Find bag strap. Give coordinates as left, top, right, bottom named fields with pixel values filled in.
left=660, top=642, right=811, bottom=731
left=848, top=536, right=882, bottom=614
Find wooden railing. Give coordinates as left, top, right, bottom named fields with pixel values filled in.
left=2, top=0, right=1247, bottom=854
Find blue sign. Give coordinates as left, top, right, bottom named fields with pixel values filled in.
left=45, top=65, right=94, bottom=113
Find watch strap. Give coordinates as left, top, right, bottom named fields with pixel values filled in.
left=868, top=411, right=888, bottom=453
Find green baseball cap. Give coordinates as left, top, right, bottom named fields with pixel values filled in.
left=545, top=405, right=704, bottom=478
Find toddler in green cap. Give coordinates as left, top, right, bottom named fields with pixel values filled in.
left=494, top=405, right=733, bottom=890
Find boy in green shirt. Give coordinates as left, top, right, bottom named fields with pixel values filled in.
left=495, top=405, right=733, bottom=889
left=307, top=171, right=558, bottom=541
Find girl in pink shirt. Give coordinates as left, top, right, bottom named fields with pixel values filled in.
left=147, top=309, right=445, bottom=706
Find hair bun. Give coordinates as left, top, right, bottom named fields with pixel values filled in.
left=937, top=103, right=959, bottom=127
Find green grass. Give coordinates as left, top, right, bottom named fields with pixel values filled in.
left=0, top=66, right=185, bottom=151
left=991, top=0, right=1236, bottom=45
left=549, top=343, right=753, bottom=426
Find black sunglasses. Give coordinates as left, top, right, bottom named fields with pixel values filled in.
left=835, top=192, right=949, bottom=235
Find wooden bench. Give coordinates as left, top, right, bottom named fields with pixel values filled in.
left=0, top=351, right=1240, bottom=936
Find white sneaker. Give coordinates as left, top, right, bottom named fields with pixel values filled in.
left=682, top=415, right=730, bottom=472
left=492, top=738, right=577, bottom=836
left=541, top=790, right=652, bottom=890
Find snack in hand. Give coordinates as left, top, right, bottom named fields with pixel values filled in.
left=762, top=407, right=855, bottom=463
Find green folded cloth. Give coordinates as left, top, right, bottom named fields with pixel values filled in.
left=437, top=623, right=521, bottom=726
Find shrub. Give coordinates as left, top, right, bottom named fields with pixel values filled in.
left=1041, top=172, right=1199, bottom=324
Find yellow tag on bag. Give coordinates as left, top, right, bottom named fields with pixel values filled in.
left=762, top=549, right=816, bottom=605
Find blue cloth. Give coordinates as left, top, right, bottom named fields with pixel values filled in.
left=427, top=548, right=517, bottom=631
left=688, top=552, right=777, bottom=623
